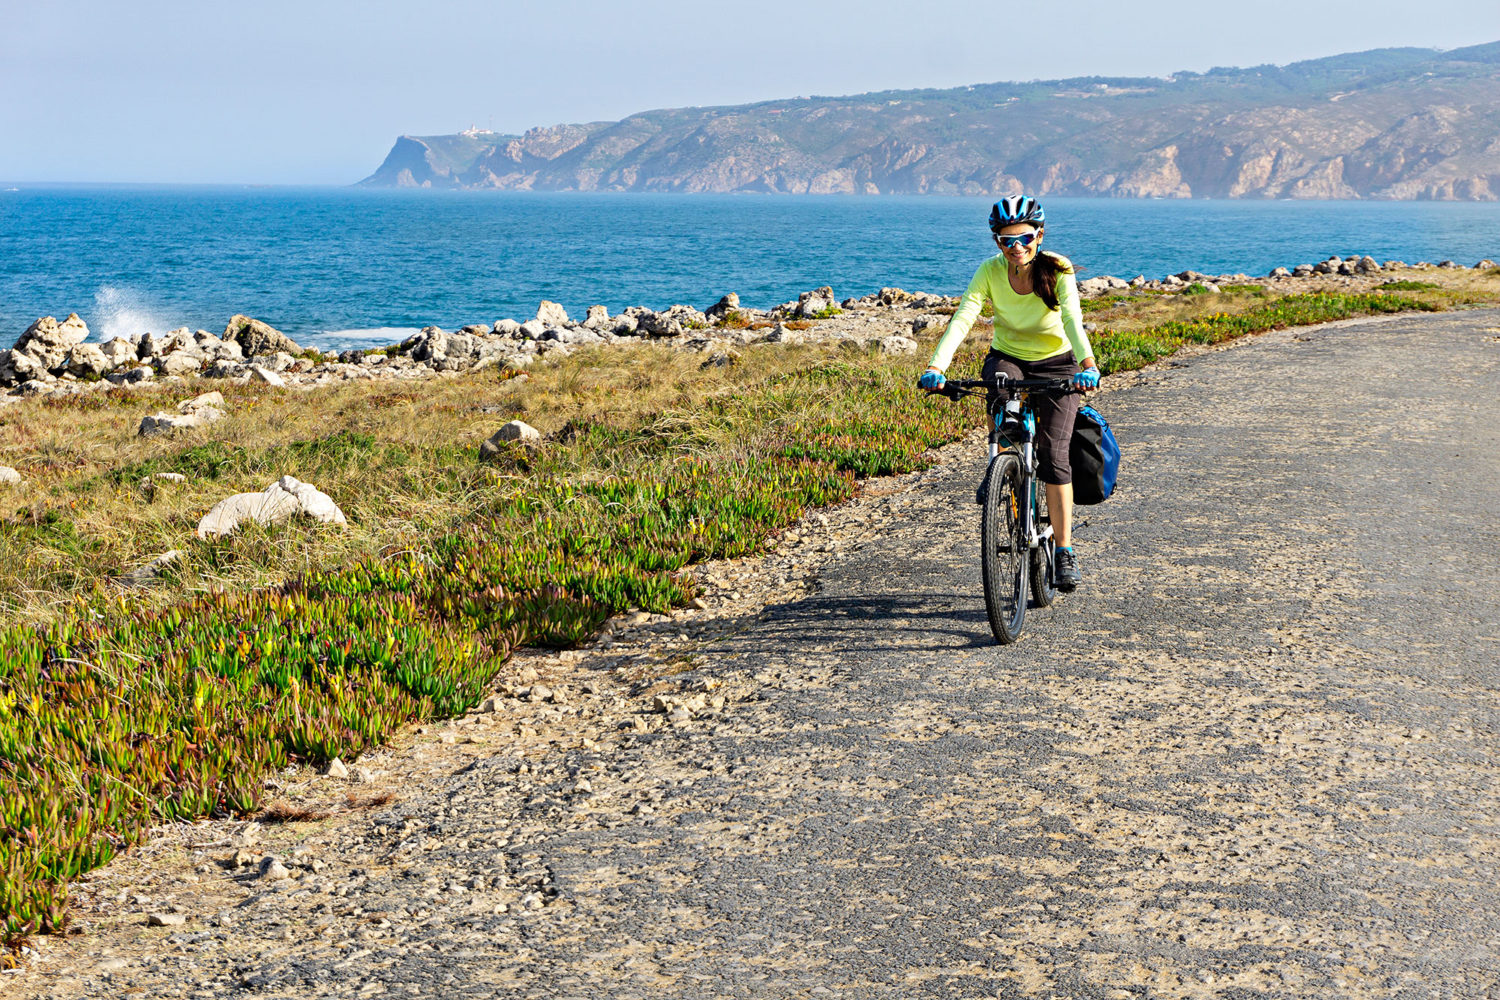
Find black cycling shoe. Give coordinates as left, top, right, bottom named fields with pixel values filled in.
left=975, top=477, right=989, bottom=505
left=1054, top=547, right=1080, bottom=591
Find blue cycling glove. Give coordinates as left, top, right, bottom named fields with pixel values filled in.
left=918, top=368, right=946, bottom=391
left=1072, top=366, right=1100, bottom=390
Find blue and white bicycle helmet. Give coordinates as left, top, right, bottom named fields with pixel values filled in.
left=989, top=195, right=1045, bottom=233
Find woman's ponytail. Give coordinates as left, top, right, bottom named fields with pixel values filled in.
left=1030, top=250, right=1073, bottom=311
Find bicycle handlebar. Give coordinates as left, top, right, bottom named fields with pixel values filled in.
left=934, top=375, right=1082, bottom=401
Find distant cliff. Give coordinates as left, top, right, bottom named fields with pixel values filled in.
left=361, top=42, right=1500, bottom=200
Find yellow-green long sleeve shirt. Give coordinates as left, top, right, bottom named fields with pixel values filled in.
left=927, top=253, right=1093, bottom=372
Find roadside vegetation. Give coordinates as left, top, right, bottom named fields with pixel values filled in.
left=3, top=267, right=1498, bottom=957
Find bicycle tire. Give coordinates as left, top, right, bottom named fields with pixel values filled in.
left=980, top=452, right=1027, bottom=644
left=1030, top=492, right=1058, bottom=608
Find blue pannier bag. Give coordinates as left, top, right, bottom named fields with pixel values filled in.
left=1069, top=405, right=1119, bottom=505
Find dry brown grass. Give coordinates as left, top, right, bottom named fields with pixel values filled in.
left=0, top=341, right=829, bottom=629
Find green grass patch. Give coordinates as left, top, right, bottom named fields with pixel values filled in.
left=1218, top=284, right=1269, bottom=298
left=1092, top=292, right=1439, bottom=373
left=1080, top=295, right=1127, bottom=314
left=1375, top=279, right=1439, bottom=291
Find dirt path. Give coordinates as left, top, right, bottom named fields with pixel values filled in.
left=8, top=308, right=1500, bottom=999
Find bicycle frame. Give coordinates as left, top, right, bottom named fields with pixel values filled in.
left=989, top=403, right=1050, bottom=550
left=948, top=375, right=1075, bottom=552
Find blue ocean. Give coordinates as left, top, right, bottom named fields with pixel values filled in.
left=3, top=187, right=1498, bottom=352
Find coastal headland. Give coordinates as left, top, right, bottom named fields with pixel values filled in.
left=360, top=43, right=1500, bottom=199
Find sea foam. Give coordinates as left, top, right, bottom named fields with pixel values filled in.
left=93, top=286, right=179, bottom=342
left=302, top=328, right=423, bottom=350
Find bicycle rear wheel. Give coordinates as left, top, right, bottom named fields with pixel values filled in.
left=980, top=453, right=1027, bottom=644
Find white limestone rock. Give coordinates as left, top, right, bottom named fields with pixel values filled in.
left=195, top=491, right=299, bottom=539
left=535, top=300, right=569, bottom=326
left=196, top=475, right=346, bottom=540
left=705, top=292, right=740, bottom=320
left=13, top=314, right=90, bottom=373
left=408, top=327, right=511, bottom=371
left=65, top=343, right=112, bottom=378
left=638, top=304, right=708, bottom=337
left=479, top=420, right=542, bottom=461
left=115, top=365, right=155, bottom=384
left=224, top=315, right=302, bottom=357
left=6, top=351, right=50, bottom=384
left=793, top=286, right=837, bottom=318
left=98, top=338, right=139, bottom=368
left=878, top=335, right=919, bottom=355
left=156, top=352, right=203, bottom=377
left=0, top=466, right=21, bottom=485
left=249, top=365, right=285, bottom=387
left=761, top=323, right=805, bottom=346
left=179, top=390, right=223, bottom=412
left=192, top=330, right=243, bottom=361
left=139, top=404, right=225, bottom=437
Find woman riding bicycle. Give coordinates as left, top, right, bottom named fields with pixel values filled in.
left=918, top=195, right=1100, bottom=591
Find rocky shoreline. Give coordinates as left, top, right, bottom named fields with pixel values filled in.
left=3, top=255, right=1494, bottom=405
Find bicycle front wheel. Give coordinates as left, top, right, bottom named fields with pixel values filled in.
left=980, top=452, right=1027, bottom=644
left=1030, top=490, right=1058, bottom=608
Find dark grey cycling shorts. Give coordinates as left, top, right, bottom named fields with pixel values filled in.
left=981, top=349, right=1080, bottom=485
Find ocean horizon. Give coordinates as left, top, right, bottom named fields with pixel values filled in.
left=4, top=185, right=1499, bottom=352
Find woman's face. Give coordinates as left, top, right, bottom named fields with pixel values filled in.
left=996, top=223, right=1042, bottom=267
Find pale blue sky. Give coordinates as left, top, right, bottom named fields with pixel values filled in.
left=3, top=0, right=1497, bottom=184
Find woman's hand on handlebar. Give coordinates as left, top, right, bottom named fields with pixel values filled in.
left=1072, top=365, right=1100, bottom=391
left=918, top=367, right=946, bottom=392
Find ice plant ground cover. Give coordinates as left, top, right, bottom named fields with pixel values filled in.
left=3, top=273, right=1497, bottom=957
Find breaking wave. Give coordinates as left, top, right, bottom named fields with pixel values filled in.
left=92, top=286, right=179, bottom=342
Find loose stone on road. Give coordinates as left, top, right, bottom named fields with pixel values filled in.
left=12, top=309, right=1500, bottom=999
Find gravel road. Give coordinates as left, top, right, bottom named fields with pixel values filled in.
left=11, top=308, right=1500, bottom=999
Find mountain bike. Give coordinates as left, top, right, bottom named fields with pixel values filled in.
left=935, top=375, right=1080, bottom=644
